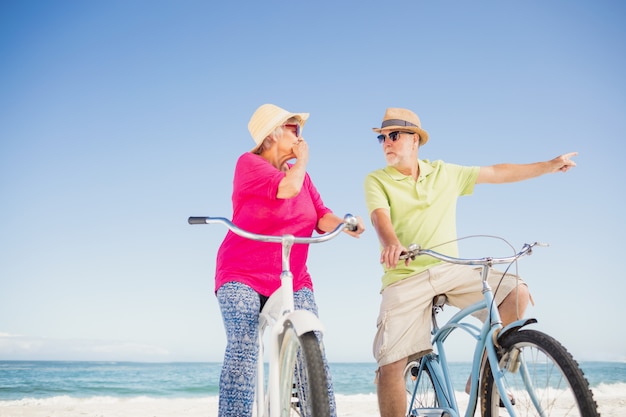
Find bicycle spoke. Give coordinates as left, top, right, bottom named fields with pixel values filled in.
left=279, top=328, right=330, bottom=417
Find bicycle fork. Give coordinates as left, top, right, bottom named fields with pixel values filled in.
left=485, top=319, right=540, bottom=416
left=261, top=235, right=327, bottom=417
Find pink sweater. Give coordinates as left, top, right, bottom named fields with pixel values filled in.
left=215, top=152, right=332, bottom=296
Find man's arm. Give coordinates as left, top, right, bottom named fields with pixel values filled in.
left=371, top=208, right=407, bottom=269
left=476, top=152, right=578, bottom=184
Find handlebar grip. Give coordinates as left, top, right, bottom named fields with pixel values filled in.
left=343, top=213, right=359, bottom=232
left=188, top=217, right=208, bottom=225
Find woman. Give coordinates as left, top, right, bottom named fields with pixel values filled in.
left=215, top=103, right=365, bottom=416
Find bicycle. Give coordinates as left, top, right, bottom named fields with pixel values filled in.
left=399, top=241, right=599, bottom=417
left=188, top=213, right=359, bottom=417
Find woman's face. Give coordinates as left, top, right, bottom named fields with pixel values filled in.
left=276, top=124, right=301, bottom=156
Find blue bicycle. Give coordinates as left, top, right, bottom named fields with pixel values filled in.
left=400, top=241, right=599, bottom=417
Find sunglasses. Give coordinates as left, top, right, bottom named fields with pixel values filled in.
left=377, top=131, right=412, bottom=144
left=283, top=123, right=301, bottom=138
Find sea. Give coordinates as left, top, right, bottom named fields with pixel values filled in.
left=0, top=360, right=625, bottom=401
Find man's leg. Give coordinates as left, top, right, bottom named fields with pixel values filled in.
left=498, top=284, right=530, bottom=325
left=377, top=358, right=408, bottom=417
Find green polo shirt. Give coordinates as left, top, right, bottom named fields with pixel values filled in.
left=364, top=159, right=480, bottom=290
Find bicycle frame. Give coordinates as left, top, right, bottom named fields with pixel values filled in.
left=403, top=244, right=542, bottom=417
left=189, top=213, right=358, bottom=417
left=258, top=234, right=327, bottom=417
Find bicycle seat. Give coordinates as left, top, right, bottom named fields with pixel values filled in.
left=433, top=294, right=447, bottom=308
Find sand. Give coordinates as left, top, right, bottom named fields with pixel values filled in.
left=0, top=389, right=622, bottom=417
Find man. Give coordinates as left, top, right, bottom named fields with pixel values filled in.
left=363, top=107, right=577, bottom=417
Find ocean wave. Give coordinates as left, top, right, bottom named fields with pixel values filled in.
left=0, top=395, right=219, bottom=406
left=2, top=382, right=625, bottom=405
left=592, top=382, right=626, bottom=397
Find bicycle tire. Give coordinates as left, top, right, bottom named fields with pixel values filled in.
left=481, top=329, right=599, bottom=417
left=279, top=327, right=330, bottom=417
left=404, top=359, right=439, bottom=415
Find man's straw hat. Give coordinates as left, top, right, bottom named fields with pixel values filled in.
left=372, top=108, right=429, bottom=146
left=248, top=104, right=309, bottom=152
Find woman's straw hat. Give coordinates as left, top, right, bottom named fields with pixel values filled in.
left=372, top=108, right=429, bottom=145
left=248, top=104, right=309, bottom=152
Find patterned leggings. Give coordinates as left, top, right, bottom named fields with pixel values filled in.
left=216, top=281, right=337, bottom=417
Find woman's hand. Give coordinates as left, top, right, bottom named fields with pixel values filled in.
left=318, top=213, right=366, bottom=238
left=292, top=138, right=309, bottom=165
left=344, top=215, right=366, bottom=238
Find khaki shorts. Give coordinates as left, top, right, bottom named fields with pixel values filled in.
left=373, top=263, right=528, bottom=367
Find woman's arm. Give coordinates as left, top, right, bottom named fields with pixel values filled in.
left=317, top=212, right=365, bottom=238
left=277, top=139, right=309, bottom=199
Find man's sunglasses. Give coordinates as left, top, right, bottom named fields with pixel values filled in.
left=377, top=131, right=412, bottom=144
left=283, top=124, right=301, bottom=138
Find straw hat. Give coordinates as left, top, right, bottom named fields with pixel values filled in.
left=372, top=108, right=429, bottom=146
left=248, top=104, right=309, bottom=152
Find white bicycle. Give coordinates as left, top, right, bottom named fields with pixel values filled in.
left=188, top=213, right=358, bottom=417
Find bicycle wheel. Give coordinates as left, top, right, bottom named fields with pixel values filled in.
left=404, top=359, right=439, bottom=414
left=279, top=328, right=330, bottom=417
left=481, top=329, right=599, bottom=417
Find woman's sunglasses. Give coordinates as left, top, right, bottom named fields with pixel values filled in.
left=283, top=124, right=301, bottom=138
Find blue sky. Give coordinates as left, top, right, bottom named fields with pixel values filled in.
left=1, top=0, right=625, bottom=364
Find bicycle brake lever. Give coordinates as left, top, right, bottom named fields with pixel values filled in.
left=400, top=243, right=420, bottom=260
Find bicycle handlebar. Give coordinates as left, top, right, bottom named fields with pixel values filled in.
left=399, top=241, right=549, bottom=266
left=187, top=213, right=359, bottom=244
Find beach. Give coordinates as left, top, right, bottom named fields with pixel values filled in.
left=1, top=388, right=624, bottom=417
left=1, top=361, right=624, bottom=416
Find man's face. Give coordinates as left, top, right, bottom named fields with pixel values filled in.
left=378, top=130, right=418, bottom=167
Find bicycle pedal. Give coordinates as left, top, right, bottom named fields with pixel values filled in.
left=409, top=408, right=451, bottom=417
left=498, top=391, right=516, bottom=407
